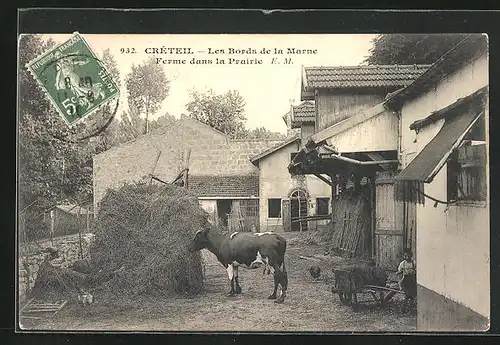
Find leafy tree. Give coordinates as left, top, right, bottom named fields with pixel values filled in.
left=363, top=34, right=470, bottom=65
left=89, top=49, right=123, bottom=152
left=18, top=35, right=95, bottom=239
left=185, top=89, right=247, bottom=138
left=148, top=113, right=177, bottom=132
left=240, top=126, right=287, bottom=140
left=125, top=58, right=169, bottom=134
left=101, top=48, right=121, bottom=87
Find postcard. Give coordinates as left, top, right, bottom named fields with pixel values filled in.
left=17, top=30, right=489, bottom=332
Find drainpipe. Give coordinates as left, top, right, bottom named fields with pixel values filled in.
left=396, top=108, right=403, bottom=170
left=323, top=145, right=398, bottom=165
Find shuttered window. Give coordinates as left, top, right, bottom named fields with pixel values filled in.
left=268, top=198, right=282, bottom=218
left=316, top=198, right=330, bottom=216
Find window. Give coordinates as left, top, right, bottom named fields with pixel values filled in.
left=447, top=143, right=487, bottom=202
left=316, top=198, right=330, bottom=216
left=268, top=198, right=282, bottom=218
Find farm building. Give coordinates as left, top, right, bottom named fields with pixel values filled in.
left=289, top=34, right=489, bottom=330
left=92, top=116, right=282, bottom=231
left=42, top=204, right=94, bottom=239
left=385, top=34, right=489, bottom=331
left=289, top=63, right=430, bottom=261
left=251, top=101, right=331, bottom=232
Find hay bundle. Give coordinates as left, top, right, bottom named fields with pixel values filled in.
left=90, top=182, right=207, bottom=298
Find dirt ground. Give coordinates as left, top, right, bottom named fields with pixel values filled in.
left=20, top=232, right=416, bottom=332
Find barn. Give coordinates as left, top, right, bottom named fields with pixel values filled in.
left=386, top=34, right=489, bottom=331
left=92, top=116, right=281, bottom=231
left=289, top=34, right=489, bottom=330
left=289, top=63, right=430, bottom=262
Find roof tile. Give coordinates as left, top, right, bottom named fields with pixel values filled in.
left=188, top=175, right=259, bottom=198
left=303, top=65, right=431, bottom=90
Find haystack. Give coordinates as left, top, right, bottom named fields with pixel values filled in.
left=90, top=182, right=207, bottom=298
left=30, top=182, right=207, bottom=303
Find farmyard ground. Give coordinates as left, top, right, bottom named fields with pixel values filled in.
left=21, top=232, right=416, bottom=332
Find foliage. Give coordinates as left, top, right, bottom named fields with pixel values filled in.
left=18, top=35, right=95, bottom=239
left=239, top=126, right=287, bottom=140
left=363, top=34, right=470, bottom=65
left=185, top=89, right=247, bottom=138
left=125, top=58, right=169, bottom=134
left=87, top=49, right=123, bottom=152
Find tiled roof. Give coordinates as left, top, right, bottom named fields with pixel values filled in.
left=188, top=175, right=259, bottom=198
left=385, top=35, right=487, bottom=109
left=303, top=65, right=431, bottom=90
left=250, top=135, right=301, bottom=164
left=55, top=204, right=92, bottom=215
left=293, top=101, right=315, bottom=121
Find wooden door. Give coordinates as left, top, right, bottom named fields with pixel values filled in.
left=375, top=171, right=404, bottom=269
left=282, top=199, right=291, bottom=232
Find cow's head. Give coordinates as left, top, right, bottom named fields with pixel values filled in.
left=188, top=227, right=210, bottom=252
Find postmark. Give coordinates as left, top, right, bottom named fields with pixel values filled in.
left=26, top=32, right=119, bottom=127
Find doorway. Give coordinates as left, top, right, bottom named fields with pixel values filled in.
left=290, top=189, right=308, bottom=231
left=216, top=200, right=232, bottom=228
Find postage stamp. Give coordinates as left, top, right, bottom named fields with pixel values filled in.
left=26, top=32, right=119, bottom=126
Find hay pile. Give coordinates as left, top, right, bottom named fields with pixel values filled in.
left=89, top=182, right=207, bottom=298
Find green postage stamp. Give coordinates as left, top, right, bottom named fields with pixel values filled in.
left=26, top=32, right=119, bottom=126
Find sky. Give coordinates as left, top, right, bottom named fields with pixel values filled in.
left=44, top=34, right=377, bottom=134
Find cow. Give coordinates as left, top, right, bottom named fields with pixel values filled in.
left=188, top=226, right=288, bottom=303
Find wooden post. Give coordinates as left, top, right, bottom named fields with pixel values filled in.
left=370, top=177, right=376, bottom=259
left=149, top=150, right=162, bottom=185
left=77, top=206, right=83, bottom=260
left=329, top=173, right=336, bottom=225
left=50, top=210, right=55, bottom=246
left=183, top=149, right=191, bottom=189
left=86, top=206, right=90, bottom=234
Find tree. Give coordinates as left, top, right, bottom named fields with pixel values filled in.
left=240, top=126, right=287, bottom=140
left=185, top=89, right=247, bottom=138
left=89, top=49, right=123, bottom=152
left=363, top=34, right=470, bottom=65
left=18, top=35, right=94, bottom=239
left=125, top=58, right=169, bottom=134
left=148, top=113, right=177, bottom=132
left=101, top=48, right=121, bottom=87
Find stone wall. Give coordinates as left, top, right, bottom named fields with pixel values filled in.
left=93, top=116, right=281, bottom=212
left=18, top=233, right=95, bottom=301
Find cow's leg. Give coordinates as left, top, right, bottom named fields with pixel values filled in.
left=226, top=264, right=235, bottom=297
left=274, top=261, right=288, bottom=304
left=268, top=272, right=279, bottom=300
left=234, top=265, right=242, bottom=294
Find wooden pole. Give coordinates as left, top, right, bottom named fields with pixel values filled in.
left=183, top=149, right=191, bottom=189
left=50, top=210, right=55, bottom=246
left=86, top=206, right=90, bottom=234
left=77, top=206, right=83, bottom=260
left=149, top=150, right=162, bottom=185
left=330, top=173, right=336, bottom=225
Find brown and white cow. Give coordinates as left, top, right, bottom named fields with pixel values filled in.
left=188, top=226, right=288, bottom=303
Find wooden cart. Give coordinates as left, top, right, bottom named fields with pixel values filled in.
left=331, top=268, right=404, bottom=311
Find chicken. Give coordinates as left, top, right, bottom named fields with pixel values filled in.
left=309, top=265, right=321, bottom=279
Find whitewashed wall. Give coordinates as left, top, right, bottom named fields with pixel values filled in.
left=258, top=141, right=331, bottom=232
left=325, top=111, right=398, bottom=153
left=400, top=52, right=489, bottom=318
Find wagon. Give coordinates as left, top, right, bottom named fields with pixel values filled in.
left=331, top=268, right=405, bottom=311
